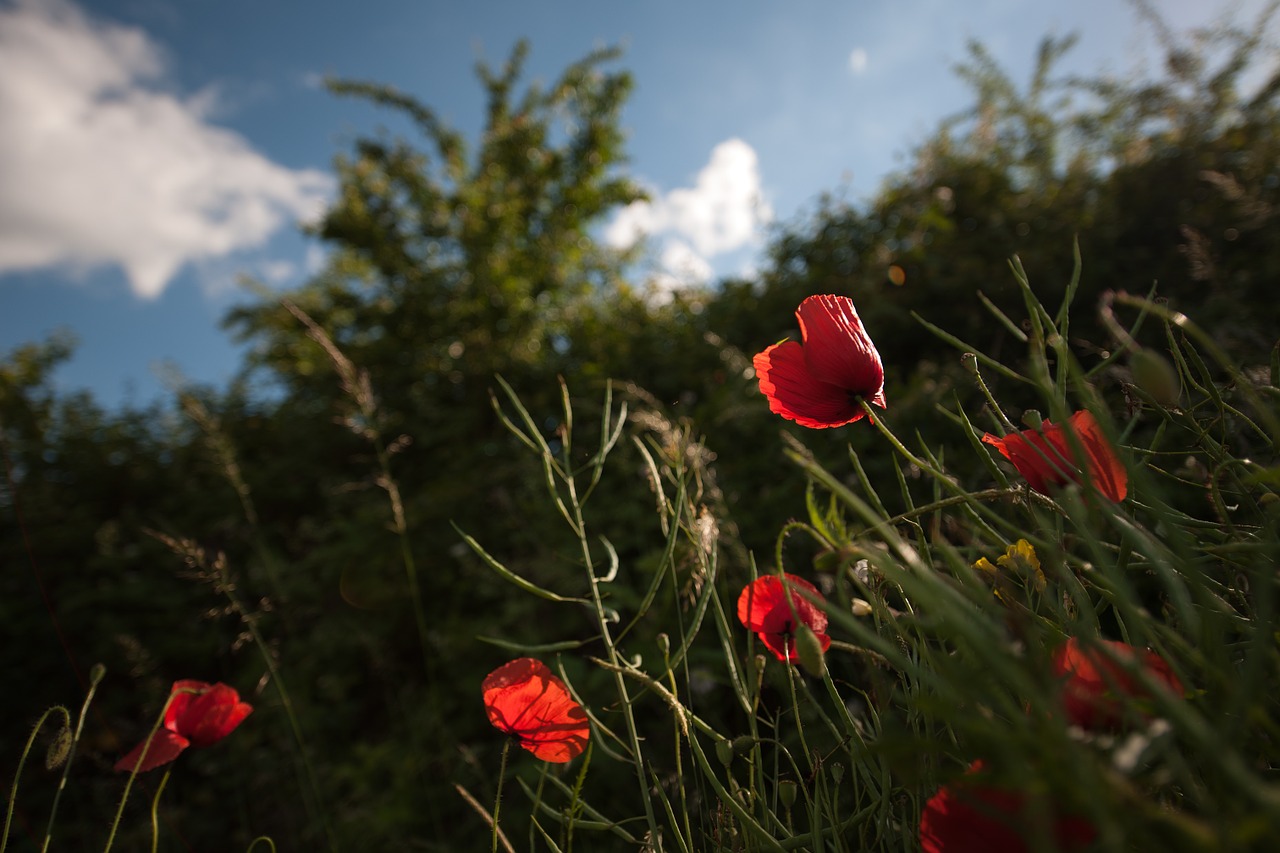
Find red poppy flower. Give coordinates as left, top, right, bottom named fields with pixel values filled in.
left=753, top=294, right=886, bottom=428
left=482, top=658, right=590, bottom=763
left=736, top=574, right=831, bottom=663
left=982, top=410, right=1127, bottom=502
left=115, top=680, right=253, bottom=773
left=1053, top=637, right=1183, bottom=731
left=920, top=760, right=1096, bottom=853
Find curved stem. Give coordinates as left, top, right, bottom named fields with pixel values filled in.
left=3, top=706, right=71, bottom=853
left=148, top=768, right=172, bottom=853
left=42, top=665, right=105, bottom=853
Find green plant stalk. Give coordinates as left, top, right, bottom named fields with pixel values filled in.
left=103, top=689, right=185, bottom=853
left=41, top=664, right=105, bottom=853
left=3, top=705, right=71, bottom=853
left=148, top=768, right=171, bottom=853
left=491, top=739, right=510, bottom=853
left=561, top=452, right=660, bottom=840
left=663, top=663, right=696, bottom=852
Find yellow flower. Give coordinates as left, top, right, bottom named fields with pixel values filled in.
left=974, top=539, right=1046, bottom=600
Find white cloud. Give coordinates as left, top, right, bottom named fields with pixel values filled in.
left=0, top=0, right=333, bottom=298
left=848, top=47, right=868, bottom=75
left=605, top=138, right=772, bottom=290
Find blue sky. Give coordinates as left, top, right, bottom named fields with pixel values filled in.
left=1, top=0, right=1270, bottom=408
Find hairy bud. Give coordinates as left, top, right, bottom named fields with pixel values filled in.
left=45, top=726, right=72, bottom=771
left=795, top=624, right=827, bottom=678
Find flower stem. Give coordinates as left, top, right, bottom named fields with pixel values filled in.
left=3, top=706, right=71, bottom=853
left=492, top=740, right=510, bottom=853
left=148, top=768, right=172, bottom=853
left=103, top=690, right=184, bottom=853
left=41, top=664, right=105, bottom=853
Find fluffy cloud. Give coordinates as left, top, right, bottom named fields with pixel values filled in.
left=605, top=138, right=772, bottom=290
left=0, top=0, right=332, bottom=298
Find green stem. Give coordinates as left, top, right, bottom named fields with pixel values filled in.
left=492, top=740, right=510, bottom=853
left=148, top=768, right=172, bottom=853
left=786, top=667, right=813, bottom=777
left=3, top=706, right=71, bottom=853
left=103, top=689, right=185, bottom=853
left=42, top=665, right=105, bottom=853
left=565, top=455, right=661, bottom=840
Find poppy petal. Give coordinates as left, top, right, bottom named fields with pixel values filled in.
left=920, top=760, right=1096, bottom=853
left=795, top=295, right=885, bottom=403
left=737, top=574, right=831, bottom=663
left=114, top=729, right=191, bottom=773
left=1063, top=411, right=1127, bottom=501
left=752, top=295, right=885, bottom=429
left=983, top=411, right=1127, bottom=502
left=166, top=680, right=253, bottom=747
left=754, top=341, right=860, bottom=428
left=482, top=658, right=590, bottom=763
left=1053, top=638, right=1182, bottom=730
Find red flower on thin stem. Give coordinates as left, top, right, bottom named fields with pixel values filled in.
left=753, top=294, right=886, bottom=428
left=482, top=658, right=590, bottom=763
left=737, top=573, right=831, bottom=663
left=115, top=680, right=252, bottom=773
left=920, top=760, right=1097, bottom=853
left=1053, top=637, right=1183, bottom=731
left=982, top=410, right=1127, bottom=502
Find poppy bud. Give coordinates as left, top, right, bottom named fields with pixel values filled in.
left=795, top=624, right=827, bottom=678
left=1130, top=349, right=1180, bottom=407
left=46, top=725, right=72, bottom=770
left=89, top=663, right=106, bottom=686
left=731, top=735, right=756, bottom=758
left=1021, top=409, right=1044, bottom=431
left=656, top=633, right=670, bottom=657
left=778, top=779, right=798, bottom=809
left=831, top=762, right=845, bottom=784
left=852, top=598, right=873, bottom=617
left=715, top=739, right=734, bottom=767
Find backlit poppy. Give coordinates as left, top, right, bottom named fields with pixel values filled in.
left=920, top=760, right=1096, bottom=853
left=753, top=294, right=886, bottom=428
left=482, top=658, right=590, bottom=763
left=115, top=680, right=252, bottom=773
left=982, top=410, right=1127, bottom=501
left=1053, top=637, right=1183, bottom=731
left=737, top=573, right=831, bottom=663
